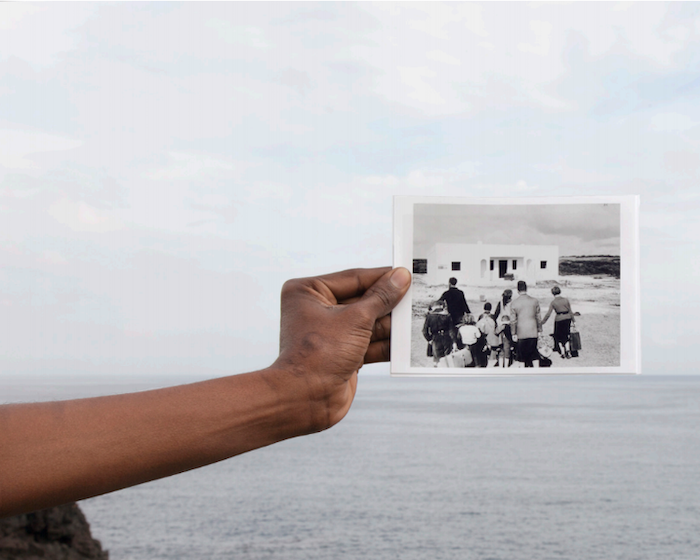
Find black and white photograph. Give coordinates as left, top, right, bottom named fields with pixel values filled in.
left=392, top=196, right=640, bottom=376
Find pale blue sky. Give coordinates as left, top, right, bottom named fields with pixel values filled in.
left=0, top=2, right=697, bottom=375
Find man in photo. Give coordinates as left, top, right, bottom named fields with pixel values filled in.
left=439, top=277, right=471, bottom=329
left=511, top=280, right=542, bottom=368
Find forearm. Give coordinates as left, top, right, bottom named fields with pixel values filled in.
left=0, top=368, right=312, bottom=517
left=0, top=266, right=410, bottom=519
left=542, top=306, right=552, bottom=324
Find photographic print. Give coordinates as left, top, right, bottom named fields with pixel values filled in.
left=392, top=196, right=640, bottom=376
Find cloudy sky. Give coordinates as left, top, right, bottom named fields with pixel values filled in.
left=1, top=2, right=699, bottom=375
left=413, top=202, right=621, bottom=257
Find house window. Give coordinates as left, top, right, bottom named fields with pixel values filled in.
left=413, top=259, right=427, bottom=274
left=512, top=260, right=517, bottom=270
left=540, top=261, right=547, bottom=269
left=452, top=261, right=461, bottom=271
left=490, top=260, right=494, bottom=271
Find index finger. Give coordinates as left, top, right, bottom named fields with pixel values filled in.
left=315, top=267, right=392, bottom=302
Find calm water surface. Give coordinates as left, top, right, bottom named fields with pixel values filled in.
left=3, top=374, right=699, bottom=560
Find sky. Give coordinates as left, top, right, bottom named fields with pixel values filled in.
left=1, top=2, right=699, bottom=375
left=413, top=202, right=621, bottom=257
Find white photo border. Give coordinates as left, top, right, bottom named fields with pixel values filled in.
left=391, top=195, right=641, bottom=376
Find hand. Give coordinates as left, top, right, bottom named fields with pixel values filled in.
left=273, top=267, right=411, bottom=432
left=512, top=334, right=518, bottom=342
left=0, top=266, right=411, bottom=517
left=0, top=266, right=412, bottom=518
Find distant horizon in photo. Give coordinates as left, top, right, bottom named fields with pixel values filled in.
left=413, top=203, right=621, bottom=259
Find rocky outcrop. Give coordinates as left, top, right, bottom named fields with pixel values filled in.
left=0, top=503, right=108, bottom=559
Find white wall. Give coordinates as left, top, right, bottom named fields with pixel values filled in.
left=425, top=243, right=559, bottom=285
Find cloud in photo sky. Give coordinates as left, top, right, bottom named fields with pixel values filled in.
left=2, top=2, right=700, bottom=375
left=414, top=203, right=621, bottom=257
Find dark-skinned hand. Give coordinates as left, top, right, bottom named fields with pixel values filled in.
left=273, top=266, right=411, bottom=431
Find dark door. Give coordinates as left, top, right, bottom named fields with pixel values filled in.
left=499, top=260, right=507, bottom=278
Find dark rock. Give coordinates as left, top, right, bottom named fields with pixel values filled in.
left=0, top=503, right=108, bottom=559
left=559, top=255, right=620, bottom=278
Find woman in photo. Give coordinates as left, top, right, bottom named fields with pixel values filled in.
left=493, top=289, right=513, bottom=322
left=495, top=314, right=513, bottom=367
left=542, top=285, right=575, bottom=359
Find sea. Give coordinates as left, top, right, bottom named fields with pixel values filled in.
left=2, top=373, right=699, bottom=560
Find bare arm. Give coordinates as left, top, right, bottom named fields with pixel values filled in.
left=567, top=298, right=575, bottom=325
left=0, top=267, right=411, bottom=518
left=542, top=300, right=555, bottom=324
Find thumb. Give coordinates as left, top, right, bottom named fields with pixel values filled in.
left=356, top=267, right=411, bottom=320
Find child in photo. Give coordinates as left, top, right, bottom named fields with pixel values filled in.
left=496, top=314, right=513, bottom=368
left=456, top=313, right=481, bottom=368
left=477, top=302, right=501, bottom=368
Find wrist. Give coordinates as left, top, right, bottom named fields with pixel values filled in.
left=268, top=352, right=355, bottom=434
left=252, top=366, right=321, bottom=439
left=262, top=363, right=339, bottom=436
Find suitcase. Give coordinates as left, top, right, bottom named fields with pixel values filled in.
left=445, top=347, right=473, bottom=368
left=570, top=329, right=582, bottom=352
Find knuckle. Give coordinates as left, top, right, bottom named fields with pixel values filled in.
left=373, top=320, right=386, bottom=340
left=309, top=278, right=328, bottom=294
left=374, top=316, right=390, bottom=340
left=372, top=286, right=394, bottom=312
left=281, top=278, right=300, bottom=295
left=355, top=307, right=376, bottom=328
left=281, top=277, right=310, bottom=298
left=355, top=271, right=366, bottom=296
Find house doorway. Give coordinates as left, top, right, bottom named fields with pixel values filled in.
left=498, top=260, right=508, bottom=278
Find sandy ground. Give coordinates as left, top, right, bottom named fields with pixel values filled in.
left=410, top=274, right=620, bottom=369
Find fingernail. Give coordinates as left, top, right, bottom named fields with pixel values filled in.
left=390, top=267, right=411, bottom=289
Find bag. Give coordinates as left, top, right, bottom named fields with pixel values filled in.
left=538, top=332, right=554, bottom=351
left=539, top=355, right=552, bottom=367
left=427, top=342, right=433, bottom=357
left=570, top=326, right=582, bottom=352
left=537, top=332, right=554, bottom=358
left=445, top=347, right=473, bottom=367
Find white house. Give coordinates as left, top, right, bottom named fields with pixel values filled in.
left=419, top=242, right=559, bottom=285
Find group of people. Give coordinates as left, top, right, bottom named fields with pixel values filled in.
left=422, top=277, right=576, bottom=368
